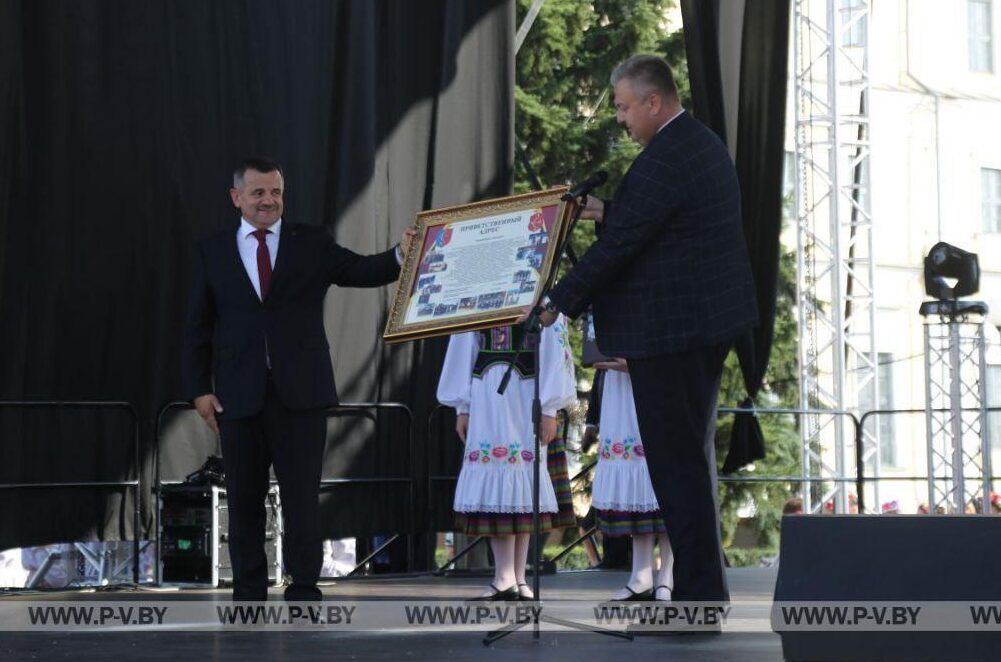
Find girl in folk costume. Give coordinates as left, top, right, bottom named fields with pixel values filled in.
left=590, top=358, right=674, bottom=601
left=437, top=318, right=577, bottom=600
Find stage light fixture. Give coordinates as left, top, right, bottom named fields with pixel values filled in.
left=920, top=242, right=987, bottom=318
left=924, top=241, right=980, bottom=300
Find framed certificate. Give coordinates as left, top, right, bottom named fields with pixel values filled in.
left=383, top=188, right=576, bottom=344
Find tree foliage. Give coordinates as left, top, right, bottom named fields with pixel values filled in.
left=515, top=0, right=687, bottom=197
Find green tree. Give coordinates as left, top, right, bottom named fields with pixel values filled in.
left=515, top=0, right=687, bottom=198
left=515, top=0, right=801, bottom=564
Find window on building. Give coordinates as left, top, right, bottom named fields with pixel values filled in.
left=840, top=0, right=867, bottom=48
left=969, top=0, right=994, bottom=73
left=861, top=353, right=897, bottom=467
left=988, top=365, right=1001, bottom=453
left=877, top=354, right=896, bottom=466
left=983, top=168, right=1001, bottom=233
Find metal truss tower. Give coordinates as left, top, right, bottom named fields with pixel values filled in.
left=923, top=307, right=992, bottom=514
left=792, top=0, right=877, bottom=513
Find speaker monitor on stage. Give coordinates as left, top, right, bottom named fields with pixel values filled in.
left=774, top=515, right=1001, bottom=662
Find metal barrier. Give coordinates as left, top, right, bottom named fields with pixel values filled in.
left=147, top=401, right=1001, bottom=578
left=154, top=400, right=416, bottom=580
left=0, top=401, right=142, bottom=584
left=855, top=406, right=1001, bottom=514
left=322, top=402, right=416, bottom=575
left=716, top=406, right=862, bottom=512
left=713, top=405, right=1001, bottom=516
left=426, top=403, right=485, bottom=573
left=7, top=397, right=1001, bottom=585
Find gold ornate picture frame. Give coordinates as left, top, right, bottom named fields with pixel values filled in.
left=383, top=187, right=575, bottom=344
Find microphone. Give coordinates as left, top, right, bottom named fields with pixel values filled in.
left=562, top=170, right=608, bottom=200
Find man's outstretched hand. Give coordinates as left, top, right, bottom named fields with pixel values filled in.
left=399, top=226, right=419, bottom=257
left=194, top=394, right=224, bottom=436
left=579, top=196, right=604, bottom=223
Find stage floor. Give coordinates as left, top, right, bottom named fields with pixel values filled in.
left=2, top=567, right=783, bottom=661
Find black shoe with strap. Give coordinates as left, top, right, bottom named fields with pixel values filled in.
left=467, top=582, right=519, bottom=602
left=606, top=584, right=653, bottom=602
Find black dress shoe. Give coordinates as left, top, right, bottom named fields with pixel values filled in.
left=606, top=584, right=653, bottom=602
left=467, top=583, right=518, bottom=602
left=284, top=584, right=323, bottom=602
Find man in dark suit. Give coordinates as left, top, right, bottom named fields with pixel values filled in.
left=540, top=56, right=758, bottom=603
left=183, top=156, right=416, bottom=601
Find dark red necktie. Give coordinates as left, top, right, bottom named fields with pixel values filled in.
left=251, top=229, right=272, bottom=300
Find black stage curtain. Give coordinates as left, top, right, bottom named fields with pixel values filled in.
left=725, top=1, right=791, bottom=472
left=679, top=0, right=727, bottom=143
left=681, top=0, right=790, bottom=471
left=0, top=0, right=513, bottom=551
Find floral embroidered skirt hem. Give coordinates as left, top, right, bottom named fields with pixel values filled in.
left=455, top=438, right=575, bottom=536
left=595, top=509, right=667, bottom=537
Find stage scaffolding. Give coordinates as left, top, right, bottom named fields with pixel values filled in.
left=923, top=306, right=993, bottom=514
left=792, top=0, right=877, bottom=513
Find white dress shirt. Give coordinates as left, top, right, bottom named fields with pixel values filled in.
left=656, top=107, right=685, bottom=135
left=237, top=217, right=281, bottom=301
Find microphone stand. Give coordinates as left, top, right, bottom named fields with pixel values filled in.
left=483, top=190, right=632, bottom=645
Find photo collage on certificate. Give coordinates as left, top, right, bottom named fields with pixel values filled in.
left=402, top=205, right=559, bottom=326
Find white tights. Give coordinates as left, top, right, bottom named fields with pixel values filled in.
left=610, top=532, right=674, bottom=601
left=479, top=533, right=533, bottom=598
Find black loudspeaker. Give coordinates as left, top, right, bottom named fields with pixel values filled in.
left=775, top=515, right=1001, bottom=662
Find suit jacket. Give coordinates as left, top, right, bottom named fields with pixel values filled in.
left=183, top=222, right=400, bottom=419
left=549, top=111, right=758, bottom=358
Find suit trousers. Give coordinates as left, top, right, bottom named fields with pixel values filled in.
left=627, top=342, right=730, bottom=602
left=219, top=376, right=327, bottom=601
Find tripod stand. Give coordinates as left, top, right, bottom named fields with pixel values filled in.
left=483, top=186, right=632, bottom=645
